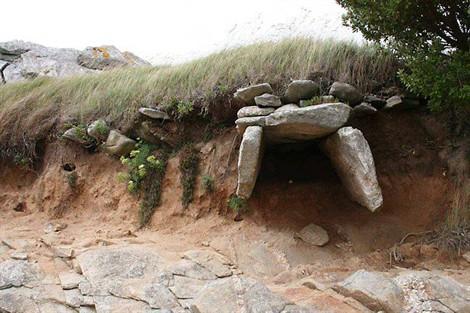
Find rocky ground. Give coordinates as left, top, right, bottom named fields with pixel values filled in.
left=1, top=218, right=469, bottom=313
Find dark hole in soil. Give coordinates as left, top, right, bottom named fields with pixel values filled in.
left=62, top=163, right=76, bottom=172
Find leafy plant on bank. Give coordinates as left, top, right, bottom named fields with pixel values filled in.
left=118, top=139, right=167, bottom=226
left=228, top=195, right=247, bottom=214
left=202, top=174, right=215, bottom=193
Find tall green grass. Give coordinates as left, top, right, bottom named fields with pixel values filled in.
left=0, top=37, right=399, bottom=159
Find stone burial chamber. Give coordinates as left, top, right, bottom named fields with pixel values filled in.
left=233, top=81, right=383, bottom=212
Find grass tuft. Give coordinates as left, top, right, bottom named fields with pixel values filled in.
left=0, top=37, right=399, bottom=160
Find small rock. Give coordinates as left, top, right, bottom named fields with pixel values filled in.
left=44, top=222, right=68, bottom=234
left=384, top=95, right=420, bottom=110
left=71, top=259, right=82, bottom=274
left=284, top=80, right=320, bottom=103
left=87, top=119, right=110, bottom=142
left=463, top=251, right=470, bottom=263
left=103, top=130, right=136, bottom=156
left=237, top=106, right=275, bottom=118
left=235, top=116, right=267, bottom=135
left=10, top=251, right=28, bottom=260
left=329, top=82, right=363, bottom=106
left=138, top=107, right=171, bottom=120
left=352, top=102, right=378, bottom=117
left=384, top=95, right=403, bottom=110
left=59, top=271, right=85, bottom=289
left=234, top=83, right=273, bottom=105
left=295, top=224, right=329, bottom=246
left=254, top=93, right=282, bottom=107
left=53, top=246, right=74, bottom=258
left=363, top=95, right=386, bottom=109
left=64, top=288, right=82, bottom=308
left=275, top=104, right=299, bottom=112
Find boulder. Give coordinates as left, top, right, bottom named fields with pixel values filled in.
left=284, top=80, right=320, bottom=104
left=77, top=45, right=150, bottom=70
left=295, top=224, right=329, bottom=246
left=62, top=126, right=91, bottom=145
left=236, top=103, right=351, bottom=142
left=266, top=103, right=351, bottom=143
left=103, top=130, right=136, bottom=156
left=0, top=41, right=92, bottom=82
left=236, top=126, right=264, bottom=199
left=138, top=107, right=171, bottom=120
left=255, top=93, right=283, bottom=107
left=334, top=270, right=404, bottom=313
left=322, top=127, right=383, bottom=211
left=237, top=106, right=275, bottom=118
left=87, top=119, right=110, bottom=142
left=234, top=83, right=273, bottom=105
left=329, top=82, right=363, bottom=106
left=275, top=104, right=299, bottom=112
left=352, top=103, right=378, bottom=117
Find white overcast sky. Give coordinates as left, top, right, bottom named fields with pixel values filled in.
left=1, top=0, right=361, bottom=64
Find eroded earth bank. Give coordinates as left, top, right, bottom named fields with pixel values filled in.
left=1, top=80, right=469, bottom=313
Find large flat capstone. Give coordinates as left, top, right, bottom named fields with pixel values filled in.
left=236, top=126, right=264, bottom=199
left=236, top=103, right=351, bottom=143
left=322, top=127, right=383, bottom=211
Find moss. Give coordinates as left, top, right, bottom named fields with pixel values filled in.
left=179, top=145, right=200, bottom=208
left=66, top=172, right=78, bottom=189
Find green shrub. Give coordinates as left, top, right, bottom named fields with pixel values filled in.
left=179, top=145, right=200, bottom=208
left=202, top=174, right=215, bottom=193
left=228, top=195, right=247, bottom=214
left=338, top=0, right=469, bottom=112
left=13, top=154, right=31, bottom=168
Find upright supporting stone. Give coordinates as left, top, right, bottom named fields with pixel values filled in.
left=322, top=127, right=383, bottom=211
left=236, top=126, right=264, bottom=199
